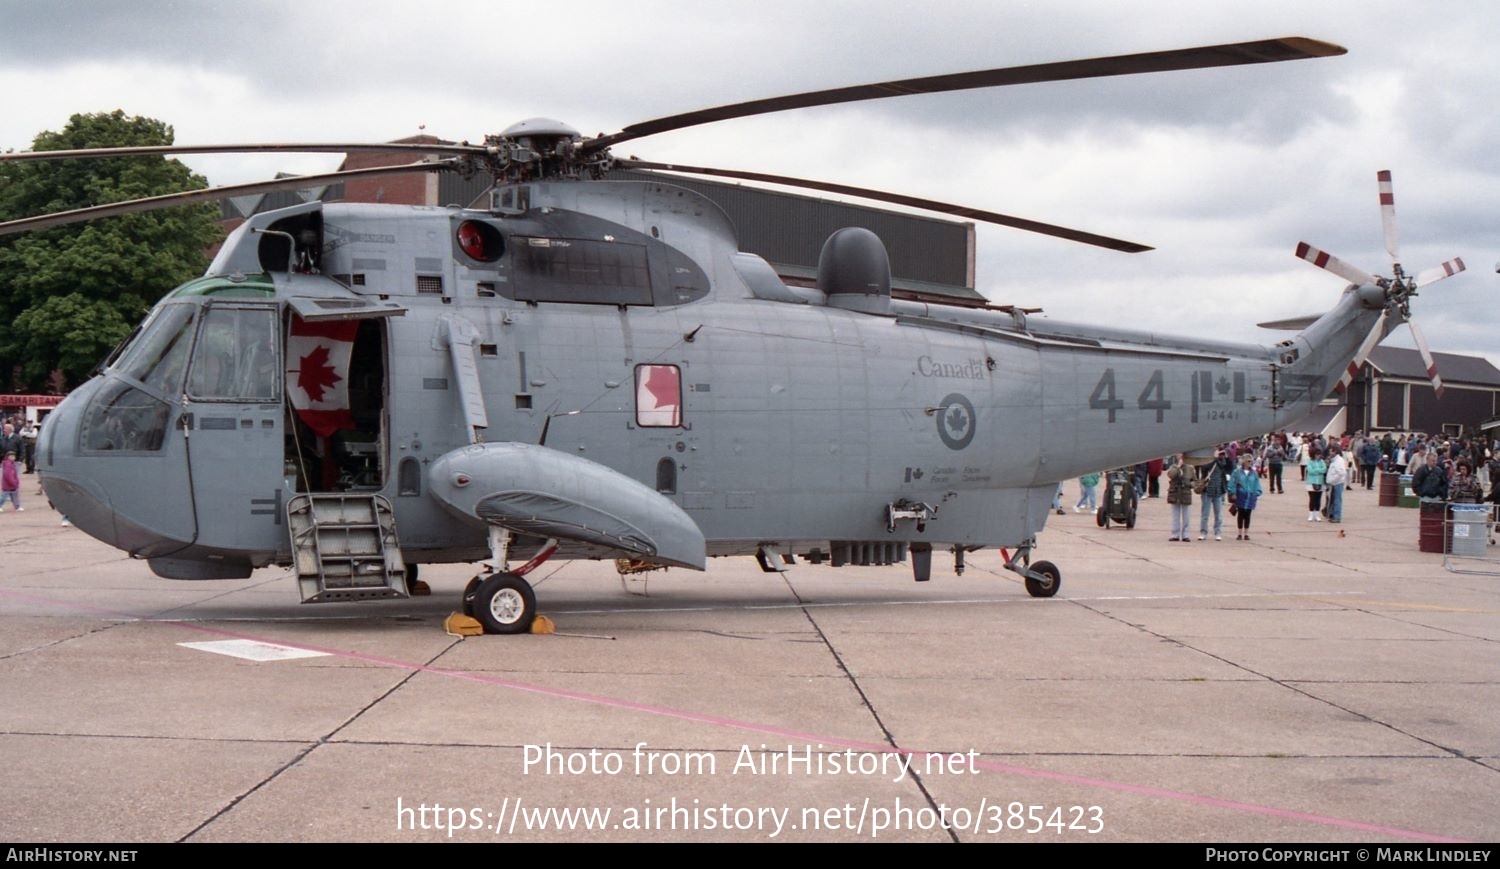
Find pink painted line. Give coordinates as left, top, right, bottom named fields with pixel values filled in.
left=1, top=588, right=1469, bottom=843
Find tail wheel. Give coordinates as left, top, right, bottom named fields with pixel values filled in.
left=468, top=572, right=537, bottom=634
left=1024, top=560, right=1061, bottom=598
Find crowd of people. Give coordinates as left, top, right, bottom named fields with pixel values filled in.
left=0, top=416, right=41, bottom=514
left=1057, top=430, right=1499, bottom=542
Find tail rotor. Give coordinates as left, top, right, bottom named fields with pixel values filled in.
left=1294, top=169, right=1465, bottom=399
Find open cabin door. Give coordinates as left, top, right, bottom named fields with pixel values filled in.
left=278, top=277, right=409, bottom=601
left=281, top=279, right=406, bottom=496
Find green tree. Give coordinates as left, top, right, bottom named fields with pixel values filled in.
left=0, top=110, right=223, bottom=389
left=10, top=294, right=133, bottom=386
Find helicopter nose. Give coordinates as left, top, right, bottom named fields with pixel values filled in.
left=37, top=376, right=189, bottom=556
left=38, top=379, right=118, bottom=542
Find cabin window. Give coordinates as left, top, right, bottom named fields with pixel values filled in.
left=187, top=306, right=279, bottom=401
left=635, top=364, right=683, bottom=427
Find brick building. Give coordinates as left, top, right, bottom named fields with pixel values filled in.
left=1349, top=346, right=1500, bottom=435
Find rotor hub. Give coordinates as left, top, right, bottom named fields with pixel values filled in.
left=482, top=118, right=612, bottom=182
left=500, top=117, right=581, bottom=140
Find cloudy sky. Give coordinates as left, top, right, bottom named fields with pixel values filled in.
left=3, top=0, right=1497, bottom=368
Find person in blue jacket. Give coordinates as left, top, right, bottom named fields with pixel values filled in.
left=1306, top=448, right=1329, bottom=521
left=1357, top=436, right=1382, bottom=490
left=1226, top=452, right=1264, bottom=540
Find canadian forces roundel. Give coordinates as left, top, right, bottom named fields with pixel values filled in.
left=936, top=393, right=976, bottom=450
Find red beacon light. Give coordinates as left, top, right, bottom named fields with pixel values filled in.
left=457, top=220, right=488, bottom=261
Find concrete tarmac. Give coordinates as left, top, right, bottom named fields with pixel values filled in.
left=1, top=476, right=1496, bottom=843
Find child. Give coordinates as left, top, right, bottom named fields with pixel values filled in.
left=1, top=451, right=20, bottom=511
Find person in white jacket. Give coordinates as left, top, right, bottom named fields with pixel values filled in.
left=1325, top=446, right=1350, bottom=523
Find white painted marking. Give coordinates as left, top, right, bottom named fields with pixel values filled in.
left=177, top=639, right=330, bottom=661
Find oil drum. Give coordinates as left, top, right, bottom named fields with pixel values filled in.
left=1378, top=471, right=1398, bottom=507
left=1417, top=500, right=1447, bottom=553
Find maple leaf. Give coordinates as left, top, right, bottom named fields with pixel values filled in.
left=947, top=405, right=968, bottom=433
left=643, top=366, right=680, bottom=411
left=297, top=344, right=343, bottom=403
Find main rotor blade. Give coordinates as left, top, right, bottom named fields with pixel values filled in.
left=1294, top=241, right=1379, bottom=286
left=1414, top=256, right=1466, bottom=288
left=619, top=158, right=1151, bottom=253
left=1377, top=169, right=1400, bottom=264
left=585, top=37, right=1345, bottom=153
left=0, top=160, right=458, bottom=237
left=1406, top=317, right=1445, bottom=400
left=0, top=142, right=486, bottom=164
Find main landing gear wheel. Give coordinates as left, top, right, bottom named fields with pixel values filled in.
left=1024, top=560, right=1061, bottom=598
left=467, top=572, right=537, bottom=634
left=461, top=576, right=482, bottom=616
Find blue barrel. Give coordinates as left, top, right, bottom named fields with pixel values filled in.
left=1449, top=504, right=1490, bottom=557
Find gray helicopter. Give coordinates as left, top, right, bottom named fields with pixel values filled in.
left=0, top=37, right=1464, bottom=633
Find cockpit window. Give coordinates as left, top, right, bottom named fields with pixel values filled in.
left=79, top=380, right=172, bottom=453
left=115, top=304, right=196, bottom=398
left=97, top=323, right=144, bottom=375
left=187, top=306, right=279, bottom=401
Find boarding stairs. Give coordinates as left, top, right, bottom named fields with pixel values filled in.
left=287, top=493, right=407, bottom=602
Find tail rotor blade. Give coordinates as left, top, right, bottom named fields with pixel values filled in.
left=1332, top=312, right=1386, bottom=397
left=1414, top=256, right=1466, bottom=288
left=1295, top=242, right=1379, bottom=286
left=1378, top=169, right=1400, bottom=264
left=1406, top=317, right=1445, bottom=399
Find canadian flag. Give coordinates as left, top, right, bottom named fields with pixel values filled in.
left=635, top=364, right=682, bottom=427
left=285, top=315, right=358, bottom=436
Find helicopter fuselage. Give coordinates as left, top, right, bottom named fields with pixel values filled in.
left=38, top=179, right=1386, bottom=583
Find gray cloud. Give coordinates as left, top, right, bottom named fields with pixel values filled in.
left=1, top=0, right=1495, bottom=367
